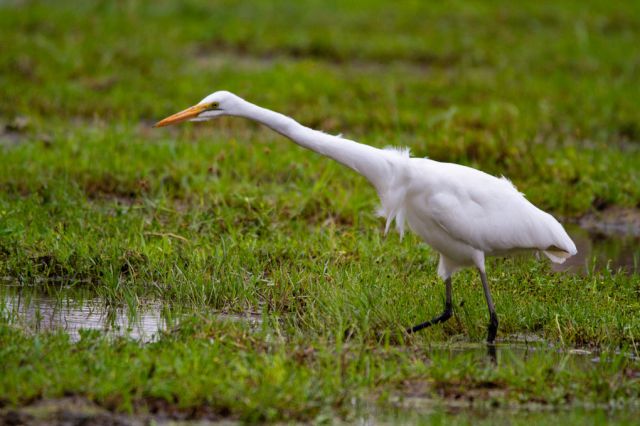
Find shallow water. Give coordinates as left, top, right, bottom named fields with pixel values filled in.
left=362, top=406, right=640, bottom=426
left=2, top=292, right=169, bottom=342
left=1, top=291, right=262, bottom=343
left=553, top=223, right=639, bottom=275
left=2, top=288, right=638, bottom=424
left=0, top=213, right=637, bottom=344
left=418, top=335, right=624, bottom=371
left=0, top=290, right=625, bottom=367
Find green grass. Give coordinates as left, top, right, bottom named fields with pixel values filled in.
left=1, top=0, right=640, bottom=423
left=1, top=320, right=639, bottom=423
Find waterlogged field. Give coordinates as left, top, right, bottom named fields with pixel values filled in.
left=1, top=0, right=640, bottom=423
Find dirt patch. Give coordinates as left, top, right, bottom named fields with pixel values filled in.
left=433, top=380, right=511, bottom=406
left=83, top=174, right=149, bottom=204
left=390, top=378, right=511, bottom=412
left=0, top=117, right=30, bottom=148
left=0, top=397, right=141, bottom=426
left=0, top=397, right=238, bottom=426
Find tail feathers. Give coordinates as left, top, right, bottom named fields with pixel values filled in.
left=543, top=243, right=577, bottom=264
left=540, top=214, right=578, bottom=264
left=543, top=249, right=572, bottom=264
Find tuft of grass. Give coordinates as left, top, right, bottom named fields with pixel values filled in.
left=1, top=320, right=639, bottom=423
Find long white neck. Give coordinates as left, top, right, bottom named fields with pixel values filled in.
left=233, top=98, right=400, bottom=193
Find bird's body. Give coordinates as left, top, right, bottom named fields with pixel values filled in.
left=391, top=155, right=575, bottom=277
left=155, top=91, right=577, bottom=343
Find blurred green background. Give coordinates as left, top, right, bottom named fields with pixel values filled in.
left=1, top=1, right=640, bottom=422
left=2, top=0, right=639, bottom=214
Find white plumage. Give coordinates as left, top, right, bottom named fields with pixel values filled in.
left=155, top=91, right=577, bottom=343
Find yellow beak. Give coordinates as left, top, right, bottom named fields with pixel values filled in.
left=154, top=104, right=209, bottom=127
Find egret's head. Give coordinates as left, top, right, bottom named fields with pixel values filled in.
left=154, top=91, right=241, bottom=127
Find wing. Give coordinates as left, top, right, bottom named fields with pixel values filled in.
left=423, top=164, right=576, bottom=262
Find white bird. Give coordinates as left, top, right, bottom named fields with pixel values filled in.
left=155, top=91, right=577, bottom=343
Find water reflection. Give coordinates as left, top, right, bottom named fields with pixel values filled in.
left=366, top=405, right=640, bottom=426
left=1, top=211, right=638, bottom=343
left=2, top=293, right=169, bottom=343
left=426, top=337, right=608, bottom=369
left=553, top=224, right=639, bottom=275
left=1, top=291, right=262, bottom=343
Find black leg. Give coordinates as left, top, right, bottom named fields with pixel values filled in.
left=486, top=342, right=497, bottom=364
left=479, top=269, right=499, bottom=344
left=407, top=277, right=453, bottom=334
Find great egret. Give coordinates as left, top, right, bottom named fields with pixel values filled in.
left=155, top=91, right=577, bottom=343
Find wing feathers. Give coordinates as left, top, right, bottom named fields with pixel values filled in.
left=424, top=163, right=577, bottom=262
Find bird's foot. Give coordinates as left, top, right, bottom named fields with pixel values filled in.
left=486, top=313, right=499, bottom=344
left=486, top=343, right=497, bottom=364
left=406, top=308, right=453, bottom=334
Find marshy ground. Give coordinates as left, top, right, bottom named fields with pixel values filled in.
left=1, top=0, right=639, bottom=424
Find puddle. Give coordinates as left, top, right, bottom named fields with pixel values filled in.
left=363, top=405, right=640, bottom=426
left=577, top=207, right=640, bottom=237
left=1, top=290, right=622, bottom=365
left=2, top=293, right=171, bottom=343
left=553, top=216, right=640, bottom=275
left=1, top=209, right=638, bottom=343
left=1, top=291, right=262, bottom=343
left=423, top=338, right=620, bottom=370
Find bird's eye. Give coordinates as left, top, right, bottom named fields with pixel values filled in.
left=208, top=102, right=219, bottom=110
